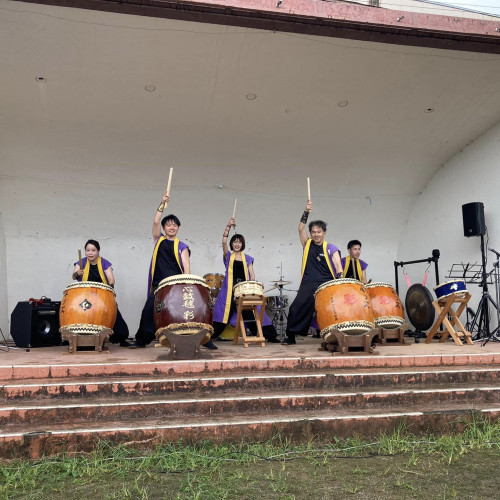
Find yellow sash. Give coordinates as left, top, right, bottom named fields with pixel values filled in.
left=82, top=257, right=107, bottom=284
left=222, top=252, right=248, bottom=323
left=343, top=256, right=363, bottom=280
left=300, top=240, right=335, bottom=282
left=150, top=237, right=182, bottom=293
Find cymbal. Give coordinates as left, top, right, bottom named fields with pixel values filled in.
left=271, top=280, right=292, bottom=285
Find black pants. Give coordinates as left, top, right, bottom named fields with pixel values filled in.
left=134, top=293, right=156, bottom=346
left=212, top=301, right=277, bottom=340
left=286, top=280, right=323, bottom=343
left=108, top=308, right=129, bottom=343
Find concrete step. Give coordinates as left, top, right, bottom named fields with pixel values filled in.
left=2, top=352, right=500, bottom=381
left=2, top=366, right=499, bottom=400
left=2, top=385, right=499, bottom=427
left=1, top=404, right=499, bottom=459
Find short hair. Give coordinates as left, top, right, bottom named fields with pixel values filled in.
left=85, top=239, right=100, bottom=251
left=161, top=214, right=181, bottom=228
left=348, top=239, right=362, bottom=250
left=230, top=234, right=246, bottom=251
left=309, top=220, right=327, bottom=232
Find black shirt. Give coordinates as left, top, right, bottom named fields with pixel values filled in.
left=302, top=242, right=333, bottom=283
left=344, top=260, right=359, bottom=280
left=88, top=264, right=104, bottom=283
left=233, top=259, right=246, bottom=286
left=152, top=239, right=183, bottom=288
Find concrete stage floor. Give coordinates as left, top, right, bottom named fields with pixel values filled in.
left=1, top=336, right=500, bottom=369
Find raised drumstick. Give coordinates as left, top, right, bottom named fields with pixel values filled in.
left=232, top=198, right=238, bottom=219
left=307, top=177, right=311, bottom=201
left=78, top=249, right=83, bottom=270
left=166, top=167, right=173, bottom=195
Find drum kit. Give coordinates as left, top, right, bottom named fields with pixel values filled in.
left=265, top=278, right=292, bottom=339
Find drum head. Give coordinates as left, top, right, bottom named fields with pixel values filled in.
left=405, top=284, right=435, bottom=331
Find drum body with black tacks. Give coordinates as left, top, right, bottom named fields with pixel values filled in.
left=154, top=274, right=213, bottom=345
left=59, top=282, right=117, bottom=332
left=434, top=280, right=467, bottom=300
left=203, top=273, right=224, bottom=299
left=266, top=295, right=289, bottom=310
left=233, top=281, right=264, bottom=298
left=314, top=278, right=375, bottom=337
left=366, top=282, right=405, bottom=329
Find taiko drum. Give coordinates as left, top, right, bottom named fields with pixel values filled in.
left=59, top=282, right=117, bottom=332
left=154, top=274, right=213, bottom=346
left=314, top=278, right=375, bottom=336
left=366, top=282, right=405, bottom=328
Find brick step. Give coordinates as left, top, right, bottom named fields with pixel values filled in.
left=2, top=366, right=499, bottom=400
left=1, top=404, right=499, bottom=459
left=2, top=353, right=500, bottom=381
left=2, top=385, right=499, bottom=427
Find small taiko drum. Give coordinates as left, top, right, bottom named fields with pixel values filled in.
left=314, top=278, right=375, bottom=339
left=154, top=274, right=213, bottom=346
left=434, top=280, right=467, bottom=300
left=203, top=273, right=225, bottom=298
left=59, top=282, right=117, bottom=334
left=233, top=281, right=264, bottom=298
left=366, top=282, right=405, bottom=329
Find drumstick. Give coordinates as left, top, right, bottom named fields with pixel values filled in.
left=232, top=198, right=238, bottom=219
left=78, top=249, right=83, bottom=270
left=307, top=177, right=311, bottom=201
left=166, top=167, right=173, bottom=195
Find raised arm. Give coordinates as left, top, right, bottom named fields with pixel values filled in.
left=298, top=200, right=312, bottom=247
left=152, top=191, right=170, bottom=241
left=222, top=217, right=235, bottom=259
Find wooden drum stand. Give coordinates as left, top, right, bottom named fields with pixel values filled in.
left=233, top=294, right=266, bottom=348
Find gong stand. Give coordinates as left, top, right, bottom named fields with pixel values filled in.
left=394, top=251, right=440, bottom=341
left=233, top=294, right=266, bottom=348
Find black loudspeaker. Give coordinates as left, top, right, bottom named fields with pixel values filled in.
left=10, top=300, right=61, bottom=347
left=462, top=202, right=486, bottom=237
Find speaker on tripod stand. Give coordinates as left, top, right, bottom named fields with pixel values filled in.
left=462, top=202, right=499, bottom=344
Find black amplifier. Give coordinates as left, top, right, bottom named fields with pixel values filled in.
left=10, top=299, right=61, bottom=347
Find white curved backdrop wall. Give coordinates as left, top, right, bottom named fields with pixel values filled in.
left=398, top=121, right=500, bottom=323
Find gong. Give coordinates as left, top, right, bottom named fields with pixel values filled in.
left=405, top=284, right=435, bottom=331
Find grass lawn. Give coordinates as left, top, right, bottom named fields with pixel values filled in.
left=1, top=417, right=499, bottom=499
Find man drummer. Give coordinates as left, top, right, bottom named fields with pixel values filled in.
left=283, top=201, right=343, bottom=345
left=133, top=191, right=191, bottom=347
left=342, top=240, right=368, bottom=283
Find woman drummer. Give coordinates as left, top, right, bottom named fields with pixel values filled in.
left=72, top=239, right=131, bottom=347
left=210, top=218, right=279, bottom=344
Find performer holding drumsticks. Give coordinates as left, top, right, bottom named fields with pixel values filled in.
left=132, top=187, right=191, bottom=348
left=72, top=239, right=131, bottom=346
left=210, top=216, right=280, bottom=345
left=342, top=240, right=368, bottom=283
left=283, top=200, right=343, bottom=345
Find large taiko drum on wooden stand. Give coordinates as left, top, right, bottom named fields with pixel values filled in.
left=59, top=281, right=117, bottom=334
left=154, top=274, right=213, bottom=346
left=314, top=278, right=375, bottom=339
left=365, top=282, right=405, bottom=329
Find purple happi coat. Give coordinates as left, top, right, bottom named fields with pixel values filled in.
left=212, top=251, right=272, bottom=327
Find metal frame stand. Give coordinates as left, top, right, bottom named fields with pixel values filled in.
left=470, top=235, right=500, bottom=344
left=394, top=250, right=440, bottom=341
